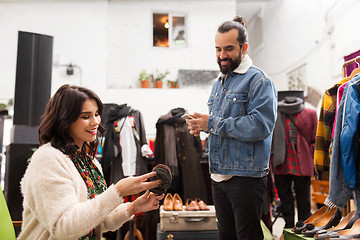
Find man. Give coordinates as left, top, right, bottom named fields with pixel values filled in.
left=186, top=16, right=277, bottom=239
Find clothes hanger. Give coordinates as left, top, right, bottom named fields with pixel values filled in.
left=348, top=59, right=360, bottom=79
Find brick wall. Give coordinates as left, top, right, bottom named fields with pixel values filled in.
left=107, top=0, right=236, bottom=88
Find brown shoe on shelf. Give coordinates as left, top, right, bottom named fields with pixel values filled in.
left=173, top=193, right=183, bottom=211
left=195, top=198, right=210, bottom=210
left=186, top=199, right=200, bottom=211
left=163, top=193, right=173, bottom=211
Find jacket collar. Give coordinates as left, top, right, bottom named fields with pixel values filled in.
left=218, top=54, right=253, bottom=79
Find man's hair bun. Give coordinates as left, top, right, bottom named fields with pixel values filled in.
left=233, top=16, right=247, bottom=29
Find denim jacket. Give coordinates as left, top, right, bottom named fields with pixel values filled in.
left=340, top=78, right=360, bottom=189
left=207, top=64, right=277, bottom=178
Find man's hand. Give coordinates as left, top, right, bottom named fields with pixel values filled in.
left=185, top=112, right=209, bottom=136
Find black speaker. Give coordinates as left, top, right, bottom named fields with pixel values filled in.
left=13, top=31, right=53, bottom=126
left=4, top=144, right=38, bottom=222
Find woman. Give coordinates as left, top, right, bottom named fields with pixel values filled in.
left=18, top=84, right=163, bottom=240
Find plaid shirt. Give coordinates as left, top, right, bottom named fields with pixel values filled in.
left=275, top=115, right=301, bottom=176
left=314, top=78, right=349, bottom=180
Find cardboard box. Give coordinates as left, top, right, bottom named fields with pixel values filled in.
left=159, top=205, right=218, bottom=231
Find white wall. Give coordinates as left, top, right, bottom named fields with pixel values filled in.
left=0, top=0, right=109, bottom=99
left=107, top=0, right=234, bottom=88
left=249, top=0, right=360, bottom=98
left=0, top=0, right=235, bottom=138
left=105, top=0, right=235, bottom=136
left=2, top=0, right=359, bottom=140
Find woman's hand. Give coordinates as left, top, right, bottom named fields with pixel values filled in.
left=131, top=190, right=164, bottom=214
left=114, top=172, right=161, bottom=197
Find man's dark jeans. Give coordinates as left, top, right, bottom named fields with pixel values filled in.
left=212, top=176, right=267, bottom=240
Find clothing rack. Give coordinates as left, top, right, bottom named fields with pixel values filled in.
left=342, top=56, right=360, bottom=78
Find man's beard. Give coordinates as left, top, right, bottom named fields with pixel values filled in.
left=218, top=53, right=242, bottom=74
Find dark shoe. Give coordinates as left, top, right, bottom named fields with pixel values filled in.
left=302, top=207, right=342, bottom=237
left=327, top=218, right=360, bottom=239
left=292, top=206, right=329, bottom=233
left=314, top=210, right=359, bottom=239
left=148, top=164, right=172, bottom=195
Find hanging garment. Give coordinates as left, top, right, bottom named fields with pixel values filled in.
left=272, top=97, right=304, bottom=168
left=326, top=74, right=360, bottom=208
left=272, top=98, right=317, bottom=176
left=154, top=109, right=181, bottom=177
left=340, top=79, right=360, bottom=189
left=332, top=81, right=350, bottom=139
left=102, top=104, right=131, bottom=183
left=314, top=77, right=350, bottom=181
left=176, top=121, right=207, bottom=202
left=117, top=117, right=137, bottom=177
left=101, top=104, right=150, bottom=184
left=154, top=108, right=207, bottom=202
left=273, top=108, right=317, bottom=176
left=344, top=50, right=360, bottom=77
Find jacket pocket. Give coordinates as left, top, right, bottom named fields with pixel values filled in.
left=208, top=95, right=217, bottom=115
left=223, top=92, right=247, bottom=117
left=222, top=139, right=254, bottom=169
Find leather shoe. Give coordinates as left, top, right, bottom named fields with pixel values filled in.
left=302, top=207, right=342, bottom=237
left=195, top=198, right=210, bottom=210
left=326, top=218, right=360, bottom=239
left=292, top=206, right=329, bottom=233
left=314, top=210, right=359, bottom=239
left=186, top=199, right=199, bottom=211
left=163, top=193, right=173, bottom=211
left=173, top=193, right=183, bottom=211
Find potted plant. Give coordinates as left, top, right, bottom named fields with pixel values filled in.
left=167, top=79, right=178, bottom=88
left=153, top=69, right=170, bottom=88
left=138, top=69, right=151, bottom=88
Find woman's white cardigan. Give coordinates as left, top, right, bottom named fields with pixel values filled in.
left=18, top=143, right=133, bottom=240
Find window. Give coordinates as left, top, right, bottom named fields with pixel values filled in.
left=153, top=13, right=186, bottom=48
left=287, top=63, right=307, bottom=91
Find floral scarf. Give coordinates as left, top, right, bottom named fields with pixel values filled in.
left=69, top=144, right=107, bottom=240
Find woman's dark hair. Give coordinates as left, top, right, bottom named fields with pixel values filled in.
left=38, top=84, right=105, bottom=156
left=217, top=16, right=248, bottom=47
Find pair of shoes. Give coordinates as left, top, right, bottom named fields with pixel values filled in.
left=302, top=207, right=342, bottom=237
left=185, top=198, right=210, bottom=211
left=196, top=198, right=210, bottom=210
left=292, top=206, right=329, bottom=233
left=314, top=210, right=360, bottom=239
left=163, top=193, right=183, bottom=211
left=325, top=218, right=360, bottom=239
left=148, top=164, right=172, bottom=195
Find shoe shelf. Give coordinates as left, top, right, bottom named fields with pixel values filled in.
left=283, top=228, right=315, bottom=240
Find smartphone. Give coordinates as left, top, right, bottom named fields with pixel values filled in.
left=181, top=114, right=194, bottom=119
